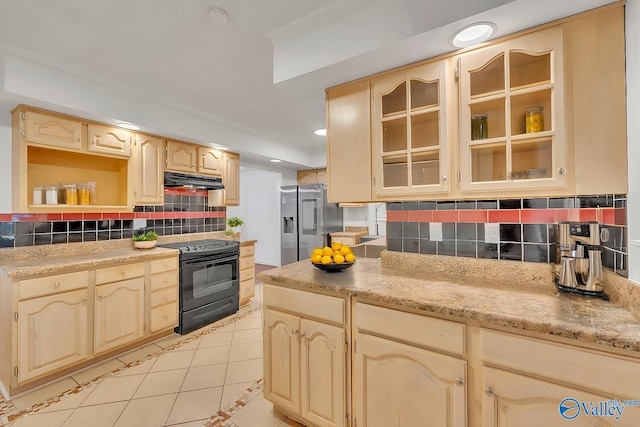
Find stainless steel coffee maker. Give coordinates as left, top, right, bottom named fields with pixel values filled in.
left=557, top=221, right=606, bottom=297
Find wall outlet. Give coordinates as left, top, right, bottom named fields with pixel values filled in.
left=485, top=223, right=500, bottom=244
left=429, top=222, right=443, bottom=242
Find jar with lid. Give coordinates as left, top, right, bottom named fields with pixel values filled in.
left=45, top=185, right=58, bottom=205
left=61, top=183, right=78, bottom=205
left=78, top=182, right=96, bottom=205
left=32, top=186, right=43, bottom=205
left=525, top=107, right=544, bottom=133
left=471, top=114, right=488, bottom=140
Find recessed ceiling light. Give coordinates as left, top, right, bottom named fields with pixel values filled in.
left=116, top=122, right=140, bottom=131
left=270, top=159, right=282, bottom=163
left=314, top=128, right=327, bottom=136
left=209, top=7, right=229, bottom=26
left=451, top=22, right=497, bottom=48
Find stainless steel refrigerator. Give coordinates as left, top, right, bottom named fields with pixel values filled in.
left=281, top=184, right=343, bottom=265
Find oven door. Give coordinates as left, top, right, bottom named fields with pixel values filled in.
left=180, top=251, right=239, bottom=312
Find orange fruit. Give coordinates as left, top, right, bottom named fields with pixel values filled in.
left=345, top=253, right=356, bottom=263
left=339, top=246, right=351, bottom=256
left=321, top=255, right=333, bottom=264
left=333, top=254, right=345, bottom=264
left=311, top=254, right=322, bottom=264
left=312, top=248, right=323, bottom=257
left=322, top=246, right=333, bottom=257
left=331, top=242, right=343, bottom=252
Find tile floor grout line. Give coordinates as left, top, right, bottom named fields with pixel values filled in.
left=0, top=301, right=263, bottom=427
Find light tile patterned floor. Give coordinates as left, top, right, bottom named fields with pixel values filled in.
left=0, top=266, right=301, bottom=427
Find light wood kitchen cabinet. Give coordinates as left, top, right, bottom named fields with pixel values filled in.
left=133, top=134, right=164, bottom=205
left=12, top=105, right=132, bottom=212
left=17, top=288, right=89, bottom=384
left=166, top=139, right=197, bottom=173
left=22, top=108, right=82, bottom=151
left=148, top=257, right=179, bottom=333
left=297, top=168, right=326, bottom=185
left=326, top=80, right=372, bottom=203
left=94, top=262, right=145, bottom=354
left=87, top=123, right=132, bottom=158
left=198, top=147, right=223, bottom=176
left=239, top=242, right=256, bottom=306
left=371, top=60, right=452, bottom=199
left=263, top=285, right=347, bottom=427
left=223, top=151, right=240, bottom=205
left=480, top=328, right=640, bottom=426
left=458, top=27, right=567, bottom=195
left=353, top=302, right=466, bottom=427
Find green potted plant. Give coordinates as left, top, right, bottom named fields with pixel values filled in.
left=132, top=230, right=159, bottom=249
left=225, top=217, right=244, bottom=237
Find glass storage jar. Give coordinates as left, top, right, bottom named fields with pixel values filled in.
left=78, top=182, right=96, bottom=205
left=471, top=114, right=488, bottom=140
left=525, top=107, right=544, bottom=133
left=32, top=186, right=43, bottom=205
left=45, top=185, right=58, bottom=205
left=61, top=183, right=78, bottom=205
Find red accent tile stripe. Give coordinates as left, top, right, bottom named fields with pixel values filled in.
left=487, top=209, right=520, bottom=223
left=579, top=209, right=597, bottom=222
left=0, top=214, right=11, bottom=221
left=407, top=210, right=432, bottom=222
left=554, top=209, right=581, bottom=222
left=521, top=209, right=555, bottom=224
left=387, top=210, right=408, bottom=222
left=83, top=213, right=103, bottom=220
left=432, top=210, right=458, bottom=223
left=120, top=213, right=135, bottom=220
left=62, top=213, right=83, bottom=221
left=615, top=208, right=627, bottom=226
left=102, top=213, right=120, bottom=220
left=458, top=210, right=488, bottom=223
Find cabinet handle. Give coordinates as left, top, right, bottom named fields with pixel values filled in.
left=292, top=329, right=298, bottom=335
left=557, top=167, right=567, bottom=175
left=163, top=314, right=168, bottom=319
left=54, top=282, right=61, bottom=288
left=485, top=386, right=494, bottom=397
left=21, top=131, right=26, bottom=138
left=163, top=264, right=168, bottom=269
left=442, top=175, right=447, bottom=182
left=81, top=298, right=87, bottom=304
left=455, top=378, right=464, bottom=387
left=98, top=293, right=103, bottom=299
left=121, top=271, right=126, bottom=277
left=76, top=137, right=81, bottom=142
left=91, top=138, right=95, bottom=145
left=299, top=332, right=306, bottom=338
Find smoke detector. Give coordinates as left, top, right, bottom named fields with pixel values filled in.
left=209, top=7, right=229, bottom=26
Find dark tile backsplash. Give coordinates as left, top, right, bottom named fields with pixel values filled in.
left=0, top=189, right=226, bottom=248
left=386, top=194, right=628, bottom=277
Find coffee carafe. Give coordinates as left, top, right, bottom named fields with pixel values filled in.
left=556, top=222, right=606, bottom=297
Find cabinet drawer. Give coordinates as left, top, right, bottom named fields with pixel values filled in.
left=480, top=329, right=640, bottom=399
left=240, top=244, right=255, bottom=258
left=264, top=284, right=345, bottom=325
left=240, top=278, right=255, bottom=299
left=150, top=287, right=178, bottom=309
left=150, top=270, right=178, bottom=292
left=96, top=262, right=144, bottom=285
left=150, top=302, right=178, bottom=332
left=240, top=266, right=255, bottom=281
left=354, top=302, right=466, bottom=356
left=149, top=257, right=178, bottom=275
left=19, top=271, right=88, bottom=300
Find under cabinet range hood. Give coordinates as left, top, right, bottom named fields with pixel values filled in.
left=164, top=172, right=224, bottom=190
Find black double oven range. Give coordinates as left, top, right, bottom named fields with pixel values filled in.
left=159, top=239, right=240, bottom=334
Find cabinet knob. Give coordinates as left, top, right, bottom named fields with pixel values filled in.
left=98, top=293, right=103, bottom=299
left=81, top=298, right=87, bottom=304
left=292, top=328, right=298, bottom=335
left=76, top=137, right=80, bottom=142
left=163, top=314, right=168, bottom=319
left=455, top=378, right=464, bottom=387
left=91, top=139, right=95, bottom=145
left=21, top=131, right=26, bottom=138
left=557, top=167, right=567, bottom=175
left=299, top=332, right=306, bottom=338
left=442, top=175, right=447, bottom=182
left=163, top=280, right=168, bottom=285
left=163, top=264, right=168, bottom=269
left=54, top=282, right=61, bottom=288
left=485, top=386, right=494, bottom=397
left=121, top=271, right=126, bottom=277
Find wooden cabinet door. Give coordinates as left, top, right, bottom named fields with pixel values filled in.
left=17, top=289, right=88, bottom=383
left=134, top=134, right=164, bottom=204
left=264, top=309, right=300, bottom=414
left=223, top=152, right=240, bottom=205
left=166, top=140, right=197, bottom=173
left=23, top=109, right=82, bottom=150
left=88, top=124, right=132, bottom=157
left=94, top=278, right=144, bottom=354
left=482, top=367, right=640, bottom=426
left=326, top=81, right=373, bottom=203
left=353, top=332, right=466, bottom=427
left=458, top=27, right=567, bottom=196
left=198, top=147, right=223, bottom=176
left=300, top=318, right=346, bottom=427
left=371, top=61, right=451, bottom=199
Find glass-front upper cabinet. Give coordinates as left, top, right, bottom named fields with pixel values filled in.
left=459, top=27, right=567, bottom=194
left=371, top=61, right=451, bottom=198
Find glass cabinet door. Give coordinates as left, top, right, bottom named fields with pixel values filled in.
left=372, top=61, right=450, bottom=197
left=459, top=27, right=566, bottom=194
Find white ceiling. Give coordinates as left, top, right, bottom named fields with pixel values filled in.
left=0, top=0, right=619, bottom=170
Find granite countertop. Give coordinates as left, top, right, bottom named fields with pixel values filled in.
left=259, top=251, right=640, bottom=353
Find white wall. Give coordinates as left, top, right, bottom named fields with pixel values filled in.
left=626, top=0, right=640, bottom=283
left=0, top=123, right=11, bottom=212
left=226, top=168, right=283, bottom=267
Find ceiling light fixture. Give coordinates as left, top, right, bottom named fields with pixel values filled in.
left=451, top=22, right=497, bottom=48
left=116, top=122, right=141, bottom=131
left=270, top=159, right=282, bottom=163
left=314, top=128, right=327, bottom=136
left=209, top=7, right=229, bottom=26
